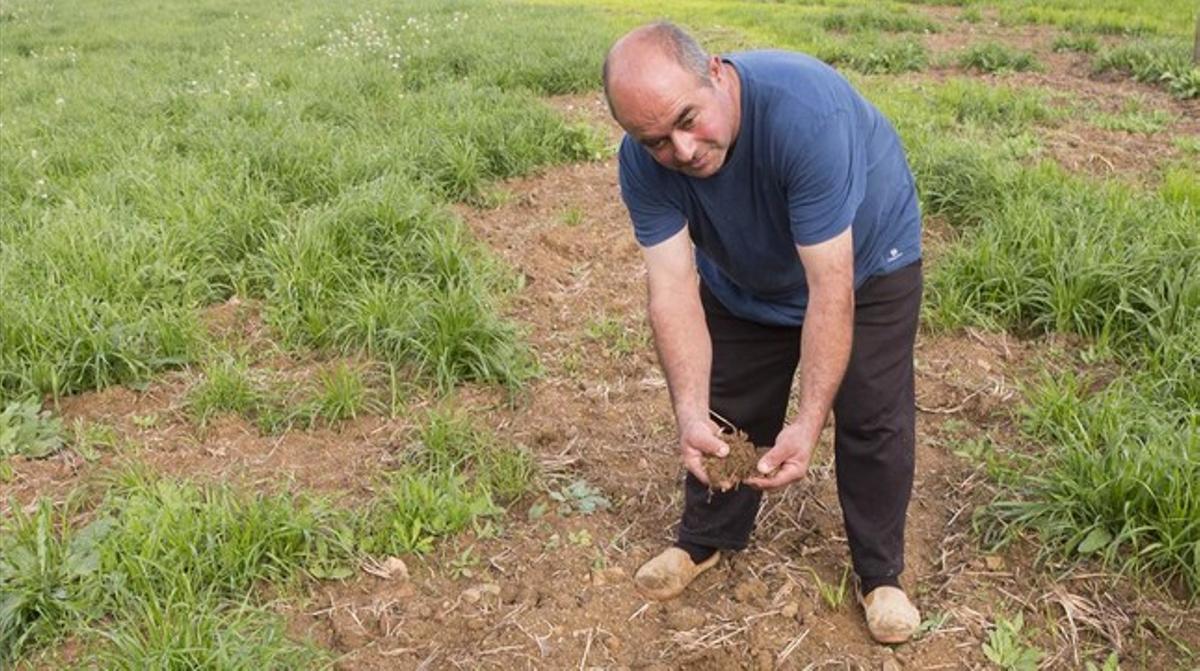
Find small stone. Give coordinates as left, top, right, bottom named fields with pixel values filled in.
left=881, top=658, right=903, bottom=671
left=984, top=555, right=1006, bottom=571
left=781, top=601, right=800, bottom=619
left=378, top=556, right=408, bottom=580
left=463, top=583, right=500, bottom=604
left=665, top=606, right=706, bottom=631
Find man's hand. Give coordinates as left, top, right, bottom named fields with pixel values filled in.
left=679, top=416, right=728, bottom=486
left=744, top=423, right=815, bottom=490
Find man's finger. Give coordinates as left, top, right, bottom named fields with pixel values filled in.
left=755, top=443, right=787, bottom=474
left=683, top=455, right=711, bottom=485
left=687, top=428, right=728, bottom=457
left=744, top=461, right=806, bottom=490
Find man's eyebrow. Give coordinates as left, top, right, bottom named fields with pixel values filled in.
left=642, top=105, right=696, bottom=145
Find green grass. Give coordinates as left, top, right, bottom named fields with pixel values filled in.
left=187, top=355, right=378, bottom=432
left=1051, top=33, right=1099, bottom=54
left=819, top=35, right=929, bottom=74
left=915, top=135, right=1200, bottom=592
left=0, top=0, right=615, bottom=404
left=992, top=0, right=1196, bottom=37
left=820, top=8, right=939, bottom=34
left=186, top=354, right=266, bottom=426
left=957, top=42, right=1042, bottom=73
left=1090, top=98, right=1175, bottom=134
left=930, top=79, right=1058, bottom=132
left=981, top=370, right=1200, bottom=593
left=1094, top=38, right=1200, bottom=99
left=3, top=405, right=536, bottom=664
left=1161, top=164, right=1200, bottom=209
left=0, top=499, right=106, bottom=660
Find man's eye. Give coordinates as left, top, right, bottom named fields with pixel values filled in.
left=680, top=116, right=695, bottom=129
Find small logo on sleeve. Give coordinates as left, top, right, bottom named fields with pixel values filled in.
left=887, top=248, right=904, bottom=263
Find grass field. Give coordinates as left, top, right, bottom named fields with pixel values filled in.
left=2, top=0, right=1198, bottom=666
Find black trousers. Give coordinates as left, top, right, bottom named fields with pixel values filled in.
left=677, top=261, right=922, bottom=582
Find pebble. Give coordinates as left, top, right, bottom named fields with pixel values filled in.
left=462, top=582, right=501, bottom=604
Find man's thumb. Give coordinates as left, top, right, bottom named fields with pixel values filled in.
left=757, top=449, right=776, bottom=474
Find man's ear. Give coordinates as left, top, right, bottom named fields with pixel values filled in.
left=708, top=55, right=723, bottom=79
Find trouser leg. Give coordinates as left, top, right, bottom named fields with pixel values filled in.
left=833, top=262, right=923, bottom=584
left=677, top=284, right=801, bottom=550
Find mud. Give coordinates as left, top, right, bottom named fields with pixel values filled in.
left=704, top=429, right=767, bottom=491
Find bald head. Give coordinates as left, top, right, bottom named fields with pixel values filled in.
left=603, top=22, right=711, bottom=119
left=602, top=22, right=740, bottom=178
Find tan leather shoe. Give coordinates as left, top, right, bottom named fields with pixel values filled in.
left=634, top=547, right=721, bottom=601
left=862, top=586, right=920, bottom=644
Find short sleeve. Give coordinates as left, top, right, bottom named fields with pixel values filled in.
left=782, top=111, right=866, bottom=247
left=617, top=137, right=686, bottom=247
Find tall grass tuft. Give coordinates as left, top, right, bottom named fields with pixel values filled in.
left=957, top=42, right=1042, bottom=73
left=819, top=35, right=928, bottom=74
left=0, top=0, right=614, bottom=404
left=0, top=501, right=109, bottom=661
left=257, top=173, right=540, bottom=390
left=982, top=371, right=1199, bottom=593
left=1094, top=38, right=1200, bottom=99
left=820, top=8, right=938, bottom=34
left=917, top=132, right=1199, bottom=592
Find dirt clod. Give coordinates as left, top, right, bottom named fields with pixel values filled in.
left=591, top=566, right=627, bottom=587
left=703, top=429, right=767, bottom=491
left=733, top=577, right=769, bottom=605
left=665, top=606, right=707, bottom=631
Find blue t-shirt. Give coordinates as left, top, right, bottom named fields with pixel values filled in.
left=618, top=50, right=921, bottom=326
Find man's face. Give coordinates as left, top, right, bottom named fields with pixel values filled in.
left=610, top=55, right=738, bottom=179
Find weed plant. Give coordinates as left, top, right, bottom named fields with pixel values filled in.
left=0, top=398, right=64, bottom=459
left=3, top=427, right=529, bottom=664
left=0, top=501, right=107, bottom=660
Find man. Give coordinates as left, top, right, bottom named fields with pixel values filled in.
left=604, top=22, right=924, bottom=644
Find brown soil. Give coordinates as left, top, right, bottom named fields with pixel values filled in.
left=704, top=430, right=766, bottom=491
left=7, top=19, right=1200, bottom=670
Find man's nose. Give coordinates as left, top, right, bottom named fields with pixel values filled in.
left=671, top=131, right=696, bottom=163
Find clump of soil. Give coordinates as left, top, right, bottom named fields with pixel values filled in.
left=703, top=429, right=766, bottom=491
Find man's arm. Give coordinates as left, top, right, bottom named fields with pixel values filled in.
left=745, top=225, right=854, bottom=489
left=643, top=226, right=729, bottom=485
